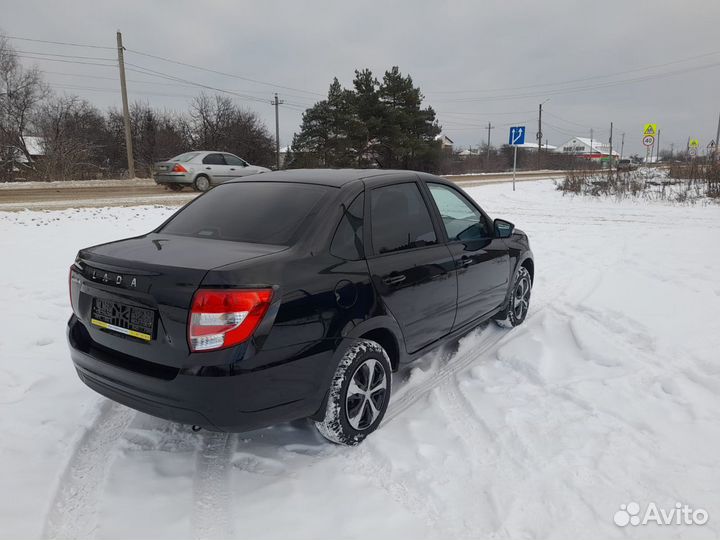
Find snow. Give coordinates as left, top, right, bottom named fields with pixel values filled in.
left=1, top=181, right=720, bottom=539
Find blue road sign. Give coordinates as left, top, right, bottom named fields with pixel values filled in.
left=509, top=126, right=526, bottom=146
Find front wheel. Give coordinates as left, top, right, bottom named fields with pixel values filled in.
left=495, top=266, right=532, bottom=328
left=315, top=339, right=392, bottom=446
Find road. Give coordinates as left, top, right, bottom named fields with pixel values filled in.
left=0, top=170, right=564, bottom=211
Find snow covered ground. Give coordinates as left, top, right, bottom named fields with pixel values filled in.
left=1, top=180, right=719, bottom=540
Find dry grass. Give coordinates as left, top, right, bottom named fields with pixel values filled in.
left=557, top=164, right=720, bottom=203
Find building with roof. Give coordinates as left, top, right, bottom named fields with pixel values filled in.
left=513, top=142, right=558, bottom=151
left=435, top=134, right=454, bottom=152
left=555, top=137, right=619, bottom=160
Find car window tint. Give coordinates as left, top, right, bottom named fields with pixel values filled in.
left=161, top=182, right=330, bottom=245
left=370, top=183, right=437, bottom=254
left=170, top=152, right=200, bottom=162
left=428, top=183, right=489, bottom=241
left=330, top=193, right=364, bottom=260
left=202, top=153, right=226, bottom=165
left=223, top=154, right=245, bottom=166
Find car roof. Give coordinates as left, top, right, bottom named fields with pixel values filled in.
left=226, top=168, right=423, bottom=188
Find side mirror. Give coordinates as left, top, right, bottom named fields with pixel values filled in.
left=494, top=218, right=515, bottom=239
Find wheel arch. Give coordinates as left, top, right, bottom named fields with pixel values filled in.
left=347, top=316, right=405, bottom=371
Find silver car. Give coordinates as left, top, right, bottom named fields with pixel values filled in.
left=154, top=151, right=271, bottom=192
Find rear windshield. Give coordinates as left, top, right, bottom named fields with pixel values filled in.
left=160, top=182, right=331, bottom=245
left=170, top=152, right=200, bottom=162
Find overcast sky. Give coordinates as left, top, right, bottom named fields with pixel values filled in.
left=3, top=0, right=720, bottom=157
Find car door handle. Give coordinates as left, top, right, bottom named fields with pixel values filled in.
left=205, top=167, right=212, bottom=170
left=459, top=256, right=473, bottom=267
left=382, top=274, right=406, bottom=285
left=229, top=168, right=236, bottom=171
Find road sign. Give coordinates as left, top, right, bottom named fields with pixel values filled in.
left=643, top=123, right=657, bottom=136
left=689, top=138, right=700, bottom=148
left=643, top=135, right=655, bottom=147
left=509, top=126, right=526, bottom=146
left=708, top=140, right=716, bottom=149
left=689, top=147, right=697, bottom=157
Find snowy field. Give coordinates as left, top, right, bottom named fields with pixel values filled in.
left=1, top=180, right=720, bottom=539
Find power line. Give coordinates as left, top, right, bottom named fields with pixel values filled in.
left=426, top=49, right=720, bottom=95
left=123, top=47, right=324, bottom=97
left=432, top=60, right=720, bottom=103
left=124, top=62, right=271, bottom=104
left=5, top=35, right=115, bottom=50
left=13, top=49, right=116, bottom=62
left=11, top=54, right=117, bottom=68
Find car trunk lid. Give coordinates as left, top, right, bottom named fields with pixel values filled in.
left=72, top=233, right=286, bottom=369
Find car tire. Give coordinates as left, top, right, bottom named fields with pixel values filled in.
left=193, top=175, right=211, bottom=192
left=495, top=265, right=532, bottom=328
left=315, top=339, right=392, bottom=446
left=166, top=184, right=184, bottom=192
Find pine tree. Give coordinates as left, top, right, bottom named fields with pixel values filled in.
left=291, top=67, right=442, bottom=171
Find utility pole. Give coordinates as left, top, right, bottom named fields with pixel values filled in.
left=608, top=122, right=613, bottom=175
left=620, top=132, right=625, bottom=160
left=589, top=128, right=594, bottom=167
left=655, top=129, right=660, bottom=163
left=271, top=93, right=284, bottom=170
left=536, top=102, right=543, bottom=169
left=485, top=122, right=494, bottom=167
left=116, top=31, right=135, bottom=179
left=714, top=113, right=720, bottom=161
left=2, top=87, right=9, bottom=178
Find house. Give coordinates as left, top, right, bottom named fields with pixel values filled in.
left=14, top=136, right=46, bottom=163
left=457, top=148, right=479, bottom=159
left=555, top=137, right=619, bottom=160
left=513, top=142, right=558, bottom=151
left=435, top=134, right=454, bottom=152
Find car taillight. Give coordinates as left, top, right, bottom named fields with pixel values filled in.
left=69, top=265, right=79, bottom=314
left=171, top=163, right=188, bottom=173
left=188, top=289, right=273, bottom=352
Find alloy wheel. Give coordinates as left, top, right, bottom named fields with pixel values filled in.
left=513, top=274, right=531, bottom=320
left=345, top=358, right=388, bottom=431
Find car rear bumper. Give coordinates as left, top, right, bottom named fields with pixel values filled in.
left=154, top=173, right=193, bottom=185
left=67, top=315, right=332, bottom=431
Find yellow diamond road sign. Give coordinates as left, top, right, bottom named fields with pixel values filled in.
left=643, top=123, right=657, bottom=136
left=689, top=139, right=700, bottom=148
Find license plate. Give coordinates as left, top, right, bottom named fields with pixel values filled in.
left=91, top=298, right=155, bottom=341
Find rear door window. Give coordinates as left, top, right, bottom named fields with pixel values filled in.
left=223, top=154, right=247, bottom=166
left=161, top=182, right=330, bottom=245
left=202, top=153, right=226, bottom=165
left=330, top=193, right=364, bottom=260
left=370, top=183, right=437, bottom=255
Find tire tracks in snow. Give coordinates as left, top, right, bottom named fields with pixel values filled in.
left=434, top=380, right=506, bottom=537
left=348, top=327, right=510, bottom=538
left=384, top=326, right=507, bottom=424
left=43, top=400, right=136, bottom=540
left=192, top=431, right=236, bottom=540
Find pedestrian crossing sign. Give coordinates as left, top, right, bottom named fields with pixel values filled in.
left=643, top=124, right=657, bottom=136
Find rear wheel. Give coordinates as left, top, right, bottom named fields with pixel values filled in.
left=495, top=266, right=532, bottom=328
left=193, top=175, right=210, bottom=192
left=315, top=339, right=391, bottom=446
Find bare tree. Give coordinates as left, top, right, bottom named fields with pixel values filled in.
left=188, top=93, right=274, bottom=166
left=35, top=95, right=108, bottom=180
left=0, top=33, right=49, bottom=179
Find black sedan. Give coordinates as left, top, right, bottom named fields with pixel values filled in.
left=68, top=169, right=534, bottom=445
